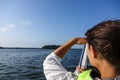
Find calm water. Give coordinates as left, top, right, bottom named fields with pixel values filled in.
left=0, top=49, right=82, bottom=80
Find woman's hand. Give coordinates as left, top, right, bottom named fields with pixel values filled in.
left=71, top=38, right=87, bottom=44
left=76, top=65, right=86, bottom=73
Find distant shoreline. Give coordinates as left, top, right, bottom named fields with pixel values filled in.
left=0, top=47, right=40, bottom=49
left=0, top=48, right=80, bottom=50
left=0, top=45, right=81, bottom=50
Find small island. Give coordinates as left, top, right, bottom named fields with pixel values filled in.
left=0, top=47, right=3, bottom=49
left=41, top=45, right=60, bottom=49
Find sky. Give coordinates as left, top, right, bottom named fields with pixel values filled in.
left=0, top=0, right=120, bottom=48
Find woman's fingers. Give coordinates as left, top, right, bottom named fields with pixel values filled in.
left=76, top=65, right=86, bottom=73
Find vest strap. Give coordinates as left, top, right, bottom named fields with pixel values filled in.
left=77, top=69, right=92, bottom=80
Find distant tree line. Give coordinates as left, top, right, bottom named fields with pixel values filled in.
left=41, top=45, right=60, bottom=49
left=0, top=47, right=3, bottom=48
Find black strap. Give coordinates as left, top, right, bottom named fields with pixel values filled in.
left=87, top=66, right=101, bottom=79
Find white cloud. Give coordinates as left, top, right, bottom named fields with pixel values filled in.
left=1, top=24, right=16, bottom=32
left=0, top=20, right=32, bottom=32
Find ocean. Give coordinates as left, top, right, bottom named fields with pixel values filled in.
left=0, top=49, right=82, bottom=80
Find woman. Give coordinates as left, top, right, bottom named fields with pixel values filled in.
left=43, top=20, right=120, bottom=80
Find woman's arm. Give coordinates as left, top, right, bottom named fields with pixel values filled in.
left=43, top=38, right=86, bottom=80
left=54, top=38, right=86, bottom=58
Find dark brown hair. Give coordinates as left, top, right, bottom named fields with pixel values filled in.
left=85, top=20, right=120, bottom=74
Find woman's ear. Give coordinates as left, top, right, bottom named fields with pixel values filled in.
left=90, top=45, right=98, bottom=58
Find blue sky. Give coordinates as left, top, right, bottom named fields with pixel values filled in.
left=0, top=0, right=120, bottom=48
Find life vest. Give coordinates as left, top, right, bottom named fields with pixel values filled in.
left=77, top=69, right=92, bottom=80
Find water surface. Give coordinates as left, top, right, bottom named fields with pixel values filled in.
left=0, top=49, right=82, bottom=80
